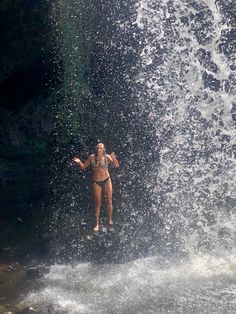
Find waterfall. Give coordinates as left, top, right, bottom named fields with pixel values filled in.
left=130, top=0, right=236, bottom=258
left=20, top=1, right=236, bottom=313
left=46, top=0, right=236, bottom=261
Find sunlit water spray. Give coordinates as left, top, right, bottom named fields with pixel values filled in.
left=133, top=0, right=236, bottom=258
left=21, top=254, right=236, bottom=313
left=21, top=0, right=236, bottom=312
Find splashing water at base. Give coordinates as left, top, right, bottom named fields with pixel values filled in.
left=21, top=253, right=236, bottom=313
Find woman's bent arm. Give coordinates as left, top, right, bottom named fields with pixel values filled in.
left=73, top=155, right=91, bottom=169
left=108, top=152, right=119, bottom=168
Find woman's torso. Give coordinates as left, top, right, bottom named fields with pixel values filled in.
left=90, top=154, right=110, bottom=181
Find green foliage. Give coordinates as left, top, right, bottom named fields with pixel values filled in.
left=0, top=141, right=48, bottom=159
left=30, top=141, right=47, bottom=155
left=0, top=146, right=10, bottom=158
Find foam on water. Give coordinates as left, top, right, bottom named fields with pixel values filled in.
left=21, top=252, right=236, bottom=313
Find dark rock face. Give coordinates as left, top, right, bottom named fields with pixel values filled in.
left=0, top=0, right=52, bottom=82
left=0, top=0, right=58, bottom=257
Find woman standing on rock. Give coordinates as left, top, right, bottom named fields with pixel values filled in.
left=73, top=143, right=119, bottom=231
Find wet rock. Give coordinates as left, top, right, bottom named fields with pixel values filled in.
left=0, top=262, right=45, bottom=314
left=2, top=303, right=22, bottom=314
left=25, top=265, right=45, bottom=280
left=15, top=306, right=40, bottom=314
left=0, top=264, right=12, bottom=272
left=0, top=0, right=52, bottom=83
left=0, top=305, right=5, bottom=313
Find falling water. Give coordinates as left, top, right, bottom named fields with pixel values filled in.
left=20, top=0, right=236, bottom=313
left=133, top=0, right=236, bottom=260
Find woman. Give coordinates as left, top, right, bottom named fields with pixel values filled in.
left=73, top=143, right=119, bottom=231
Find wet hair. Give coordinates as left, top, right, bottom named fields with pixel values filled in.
left=95, top=143, right=105, bottom=153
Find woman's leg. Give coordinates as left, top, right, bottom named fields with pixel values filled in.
left=92, top=183, right=102, bottom=230
left=104, top=179, right=113, bottom=225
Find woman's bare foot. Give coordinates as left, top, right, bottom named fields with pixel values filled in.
left=108, top=220, right=113, bottom=226
left=94, top=225, right=99, bottom=231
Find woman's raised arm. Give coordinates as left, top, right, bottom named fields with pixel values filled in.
left=73, top=155, right=91, bottom=169
left=108, top=152, right=119, bottom=168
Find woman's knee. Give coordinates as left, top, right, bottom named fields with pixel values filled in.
left=94, top=201, right=101, bottom=208
left=105, top=198, right=112, bottom=207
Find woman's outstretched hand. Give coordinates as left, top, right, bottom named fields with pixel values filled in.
left=73, top=157, right=81, bottom=164
left=110, top=152, right=116, bottom=160
left=110, top=152, right=119, bottom=167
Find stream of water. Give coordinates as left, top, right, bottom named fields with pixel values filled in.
left=20, top=0, right=236, bottom=313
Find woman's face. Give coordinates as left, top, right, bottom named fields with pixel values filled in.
left=96, top=143, right=105, bottom=155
